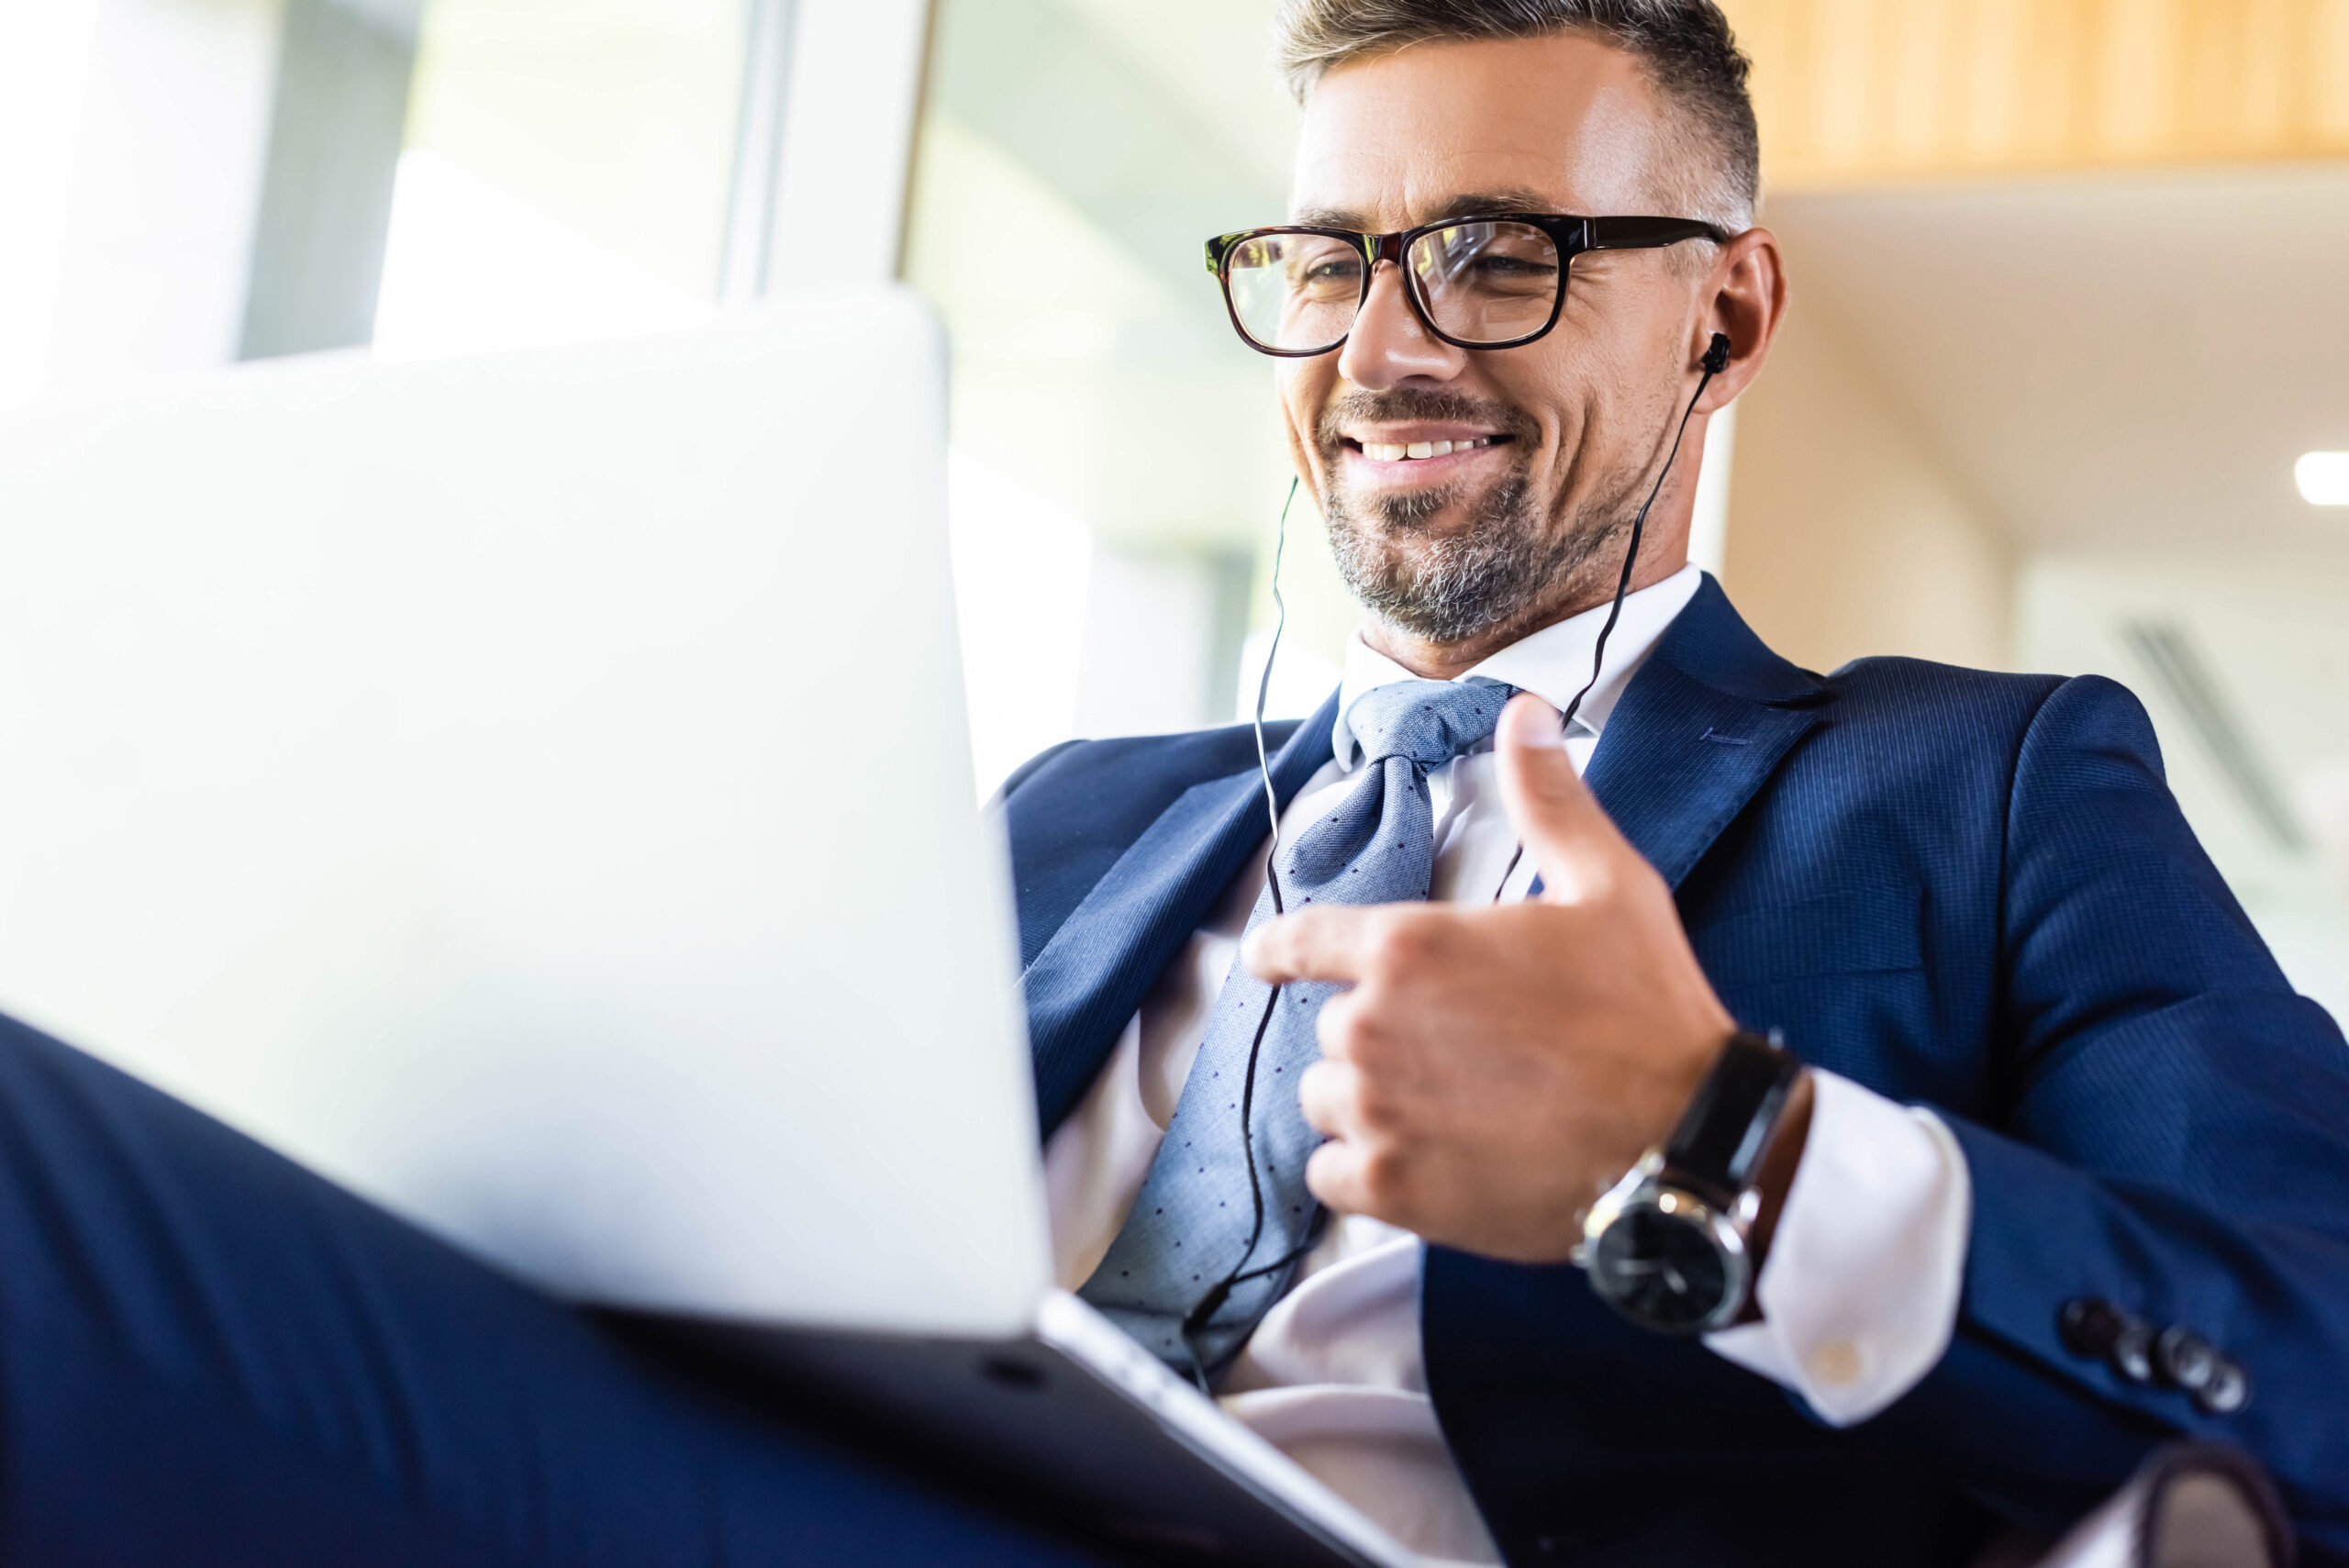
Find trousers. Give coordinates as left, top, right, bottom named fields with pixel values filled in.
left=0, top=1009, right=1115, bottom=1566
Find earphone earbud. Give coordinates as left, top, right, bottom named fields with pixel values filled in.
left=1702, top=332, right=1731, bottom=376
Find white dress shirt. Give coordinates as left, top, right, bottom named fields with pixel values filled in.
left=1041, top=565, right=1972, bottom=1564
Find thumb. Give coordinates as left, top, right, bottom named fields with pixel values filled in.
left=1494, top=691, right=1626, bottom=904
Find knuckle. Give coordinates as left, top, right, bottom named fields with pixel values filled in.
left=1357, top=1145, right=1412, bottom=1207
left=1349, top=1075, right=1405, bottom=1133
left=1529, top=767, right=1580, bottom=807
left=1317, top=996, right=1364, bottom=1055
left=1305, top=1143, right=1359, bottom=1207
left=1323, top=1001, right=1399, bottom=1072
left=1365, top=914, right=1435, bottom=975
left=1552, top=861, right=1621, bottom=907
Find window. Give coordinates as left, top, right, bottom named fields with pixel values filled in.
left=903, top=0, right=1342, bottom=790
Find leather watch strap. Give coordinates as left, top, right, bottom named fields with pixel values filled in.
left=1662, top=1030, right=1801, bottom=1198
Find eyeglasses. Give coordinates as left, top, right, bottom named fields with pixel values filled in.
left=1203, top=213, right=1731, bottom=358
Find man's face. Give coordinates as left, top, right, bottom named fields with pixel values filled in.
left=1282, top=34, right=1709, bottom=650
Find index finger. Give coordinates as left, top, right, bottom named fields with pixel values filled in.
left=1241, top=903, right=1377, bottom=985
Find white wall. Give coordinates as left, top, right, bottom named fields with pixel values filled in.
left=2018, top=553, right=2349, bottom=1026
left=1721, top=301, right=2012, bottom=673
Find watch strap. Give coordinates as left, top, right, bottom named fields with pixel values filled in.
left=1662, top=1030, right=1799, bottom=1196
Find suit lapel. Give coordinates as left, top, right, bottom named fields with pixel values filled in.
left=1547, top=574, right=1829, bottom=894
left=1023, top=691, right=1340, bottom=1139
left=1583, top=663, right=1821, bottom=890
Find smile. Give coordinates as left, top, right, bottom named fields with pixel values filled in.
left=1353, top=434, right=1494, bottom=460
left=1337, top=428, right=1515, bottom=486
left=1351, top=435, right=1500, bottom=462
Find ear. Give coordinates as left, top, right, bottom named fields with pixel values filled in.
left=1693, top=225, right=1788, bottom=414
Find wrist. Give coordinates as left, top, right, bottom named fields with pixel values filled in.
left=1580, top=1031, right=1806, bottom=1335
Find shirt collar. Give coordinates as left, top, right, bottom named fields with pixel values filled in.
left=1329, top=563, right=1705, bottom=773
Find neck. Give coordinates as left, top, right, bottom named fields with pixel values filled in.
left=1359, top=550, right=1691, bottom=681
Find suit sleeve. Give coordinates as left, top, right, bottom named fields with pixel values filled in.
left=1867, top=674, right=2349, bottom=1551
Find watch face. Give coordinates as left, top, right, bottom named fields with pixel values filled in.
left=1587, top=1194, right=1741, bottom=1334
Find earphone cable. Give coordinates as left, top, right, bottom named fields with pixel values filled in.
left=1180, top=343, right=1722, bottom=1386
left=1251, top=478, right=1299, bottom=919
left=1498, top=344, right=1727, bottom=899
left=1178, top=477, right=1318, bottom=1393
left=1557, top=349, right=1722, bottom=736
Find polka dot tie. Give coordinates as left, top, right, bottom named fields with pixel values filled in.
left=1076, top=676, right=1516, bottom=1377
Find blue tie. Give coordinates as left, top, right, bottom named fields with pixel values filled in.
left=1077, top=676, right=1516, bottom=1376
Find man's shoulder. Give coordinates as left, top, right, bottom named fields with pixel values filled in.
left=1655, top=578, right=2130, bottom=762
left=994, top=717, right=1313, bottom=965
left=1776, top=656, right=2169, bottom=820
left=1808, top=654, right=2143, bottom=752
left=998, top=718, right=1309, bottom=820
left=996, top=719, right=1296, bottom=808
left=1815, top=651, right=2064, bottom=709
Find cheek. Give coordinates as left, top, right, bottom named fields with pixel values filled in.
left=1277, top=361, right=1328, bottom=430
left=1497, top=368, right=1592, bottom=482
left=1275, top=361, right=1340, bottom=479
left=1540, top=340, right=1665, bottom=484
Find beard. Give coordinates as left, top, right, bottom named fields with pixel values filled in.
left=1318, top=390, right=1637, bottom=647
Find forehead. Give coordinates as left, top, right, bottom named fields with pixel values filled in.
left=1289, top=33, right=1668, bottom=229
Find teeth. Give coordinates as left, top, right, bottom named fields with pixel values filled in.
left=1359, top=436, right=1493, bottom=462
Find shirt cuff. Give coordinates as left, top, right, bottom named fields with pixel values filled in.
left=1703, top=1069, right=1972, bottom=1426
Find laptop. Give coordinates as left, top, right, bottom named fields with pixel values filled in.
left=0, top=290, right=1417, bottom=1567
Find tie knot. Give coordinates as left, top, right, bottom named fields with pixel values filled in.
left=1342, top=676, right=1517, bottom=772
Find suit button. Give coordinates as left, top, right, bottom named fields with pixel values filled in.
left=2109, top=1320, right=2157, bottom=1385
left=2193, top=1357, right=2253, bottom=1416
left=2059, top=1297, right=2130, bottom=1356
left=2154, top=1325, right=2220, bottom=1392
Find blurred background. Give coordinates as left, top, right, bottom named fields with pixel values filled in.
left=4, top=0, right=2346, bottom=1016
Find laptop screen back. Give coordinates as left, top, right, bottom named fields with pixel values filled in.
left=0, top=288, right=1050, bottom=1337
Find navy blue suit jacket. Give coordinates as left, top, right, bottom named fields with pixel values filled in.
left=998, top=577, right=2349, bottom=1567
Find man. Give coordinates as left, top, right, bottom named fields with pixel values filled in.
left=0, top=3, right=2341, bottom=1566
left=1009, top=1, right=2349, bottom=1562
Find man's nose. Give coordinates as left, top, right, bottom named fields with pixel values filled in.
left=1336, top=261, right=1467, bottom=391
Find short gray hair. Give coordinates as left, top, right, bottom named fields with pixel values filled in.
left=1273, top=0, right=1759, bottom=234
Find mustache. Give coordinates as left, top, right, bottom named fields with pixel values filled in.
left=1314, top=389, right=1540, bottom=451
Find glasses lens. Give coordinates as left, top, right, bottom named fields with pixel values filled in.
left=1406, top=221, right=1562, bottom=345
left=1223, top=231, right=1363, bottom=353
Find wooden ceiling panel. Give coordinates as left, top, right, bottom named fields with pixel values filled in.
left=1722, top=0, right=2349, bottom=185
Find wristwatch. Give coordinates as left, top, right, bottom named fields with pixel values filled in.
left=1577, top=1030, right=1804, bottom=1336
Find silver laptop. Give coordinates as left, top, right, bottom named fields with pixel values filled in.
left=0, top=291, right=1415, bottom=1567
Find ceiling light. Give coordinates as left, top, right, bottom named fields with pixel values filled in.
left=2299, top=451, right=2349, bottom=506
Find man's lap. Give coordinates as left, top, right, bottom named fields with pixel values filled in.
left=0, top=1011, right=1108, bottom=1566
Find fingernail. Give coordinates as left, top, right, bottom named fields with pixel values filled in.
left=1500, top=695, right=1565, bottom=751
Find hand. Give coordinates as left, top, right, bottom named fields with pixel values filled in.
left=1243, top=692, right=1740, bottom=1263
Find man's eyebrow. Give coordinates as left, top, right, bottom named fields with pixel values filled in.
left=1422, top=190, right=1557, bottom=222
left=1287, top=190, right=1563, bottom=230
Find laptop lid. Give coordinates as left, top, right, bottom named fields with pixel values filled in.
left=0, top=287, right=1051, bottom=1339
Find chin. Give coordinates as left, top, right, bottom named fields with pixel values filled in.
left=1340, top=481, right=1487, bottom=538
